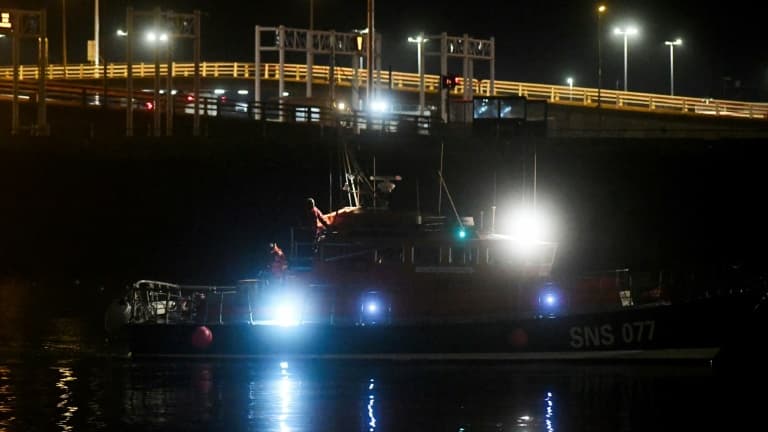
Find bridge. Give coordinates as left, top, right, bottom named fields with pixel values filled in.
left=2, top=62, right=767, bottom=139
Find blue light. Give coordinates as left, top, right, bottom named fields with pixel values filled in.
left=360, top=291, right=388, bottom=325
left=457, top=228, right=467, bottom=239
left=544, top=293, right=557, bottom=306
left=538, top=282, right=562, bottom=318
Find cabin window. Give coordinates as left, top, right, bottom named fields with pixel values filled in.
left=486, top=247, right=516, bottom=266
left=322, top=245, right=374, bottom=271
left=449, top=247, right=479, bottom=265
left=449, top=247, right=465, bottom=265
left=376, top=248, right=404, bottom=265
left=468, top=247, right=480, bottom=265
left=413, top=247, right=440, bottom=266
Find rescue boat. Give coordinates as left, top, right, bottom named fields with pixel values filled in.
left=111, top=143, right=766, bottom=361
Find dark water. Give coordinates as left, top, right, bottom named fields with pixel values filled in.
left=0, top=317, right=761, bottom=432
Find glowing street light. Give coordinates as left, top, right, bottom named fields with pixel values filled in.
left=408, top=33, right=428, bottom=115
left=566, top=77, right=574, bottom=101
left=665, top=38, right=682, bottom=96
left=146, top=31, right=169, bottom=43
left=145, top=29, right=171, bottom=137
left=614, top=26, right=638, bottom=91
left=596, top=4, right=607, bottom=106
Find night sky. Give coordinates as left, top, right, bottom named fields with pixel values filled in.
left=5, top=1, right=767, bottom=100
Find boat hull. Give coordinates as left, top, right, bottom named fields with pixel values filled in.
left=126, top=294, right=763, bottom=361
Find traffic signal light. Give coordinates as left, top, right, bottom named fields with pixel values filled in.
left=441, top=74, right=458, bottom=90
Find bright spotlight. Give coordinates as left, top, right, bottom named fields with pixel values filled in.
left=370, top=99, right=389, bottom=113
left=274, top=304, right=300, bottom=326
left=509, top=207, right=551, bottom=243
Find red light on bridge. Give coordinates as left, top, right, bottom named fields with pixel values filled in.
left=144, top=101, right=154, bottom=110
left=441, top=74, right=458, bottom=90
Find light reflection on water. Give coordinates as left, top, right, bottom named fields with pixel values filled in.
left=54, top=366, right=78, bottom=432
left=0, top=354, right=755, bottom=431
left=0, top=365, right=16, bottom=429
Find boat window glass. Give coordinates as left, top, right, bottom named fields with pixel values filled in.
left=376, top=248, right=404, bottom=265
left=322, top=245, right=346, bottom=261
left=413, top=247, right=440, bottom=266
left=469, top=247, right=479, bottom=265
left=450, top=247, right=465, bottom=265
left=450, top=247, right=478, bottom=265
left=486, top=247, right=517, bottom=266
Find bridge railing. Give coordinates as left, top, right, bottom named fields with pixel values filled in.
left=0, top=79, right=432, bottom=135
left=1, top=62, right=767, bottom=120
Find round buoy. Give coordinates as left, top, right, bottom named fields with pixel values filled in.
left=191, top=326, right=213, bottom=349
left=508, top=328, right=528, bottom=348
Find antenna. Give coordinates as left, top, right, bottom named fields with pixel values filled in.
left=437, top=140, right=444, bottom=215
left=437, top=171, right=463, bottom=228
left=416, top=178, right=421, bottom=224
left=533, top=140, right=537, bottom=211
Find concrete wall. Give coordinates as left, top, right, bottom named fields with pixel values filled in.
left=547, top=104, right=768, bottom=139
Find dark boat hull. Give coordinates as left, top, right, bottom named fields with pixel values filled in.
left=126, top=293, right=764, bottom=360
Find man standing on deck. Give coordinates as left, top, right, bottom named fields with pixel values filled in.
left=269, top=242, right=288, bottom=281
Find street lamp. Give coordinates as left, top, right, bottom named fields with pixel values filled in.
left=596, top=4, right=606, bottom=107
left=408, top=33, right=428, bottom=115
left=62, top=0, right=67, bottom=67
left=59, top=1, right=98, bottom=66
left=566, top=77, right=574, bottom=101
left=366, top=0, right=375, bottom=103
left=309, top=0, right=314, bottom=30
left=146, top=30, right=170, bottom=136
left=665, top=38, right=682, bottom=96
left=614, top=26, right=638, bottom=91
left=94, top=0, right=99, bottom=66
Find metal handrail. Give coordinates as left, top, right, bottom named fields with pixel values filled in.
left=1, top=62, right=766, bottom=119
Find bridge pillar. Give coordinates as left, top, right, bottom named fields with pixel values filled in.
left=254, top=25, right=261, bottom=120
left=440, top=32, right=447, bottom=123
left=306, top=30, right=313, bottom=99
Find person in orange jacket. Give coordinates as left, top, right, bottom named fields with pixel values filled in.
left=269, top=242, right=288, bottom=280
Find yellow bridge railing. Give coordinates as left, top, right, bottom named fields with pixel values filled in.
left=1, top=62, right=767, bottom=120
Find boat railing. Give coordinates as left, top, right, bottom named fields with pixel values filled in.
left=128, top=279, right=261, bottom=325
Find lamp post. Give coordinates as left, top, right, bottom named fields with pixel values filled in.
left=146, top=29, right=169, bottom=136
left=665, top=38, right=682, bottom=96
left=408, top=33, right=428, bottom=115
left=62, top=0, right=67, bottom=67
left=614, top=26, right=638, bottom=91
left=309, top=0, right=314, bottom=30
left=94, top=0, right=99, bottom=66
left=566, top=77, right=573, bottom=101
left=366, top=0, right=374, bottom=104
left=596, top=4, right=606, bottom=106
